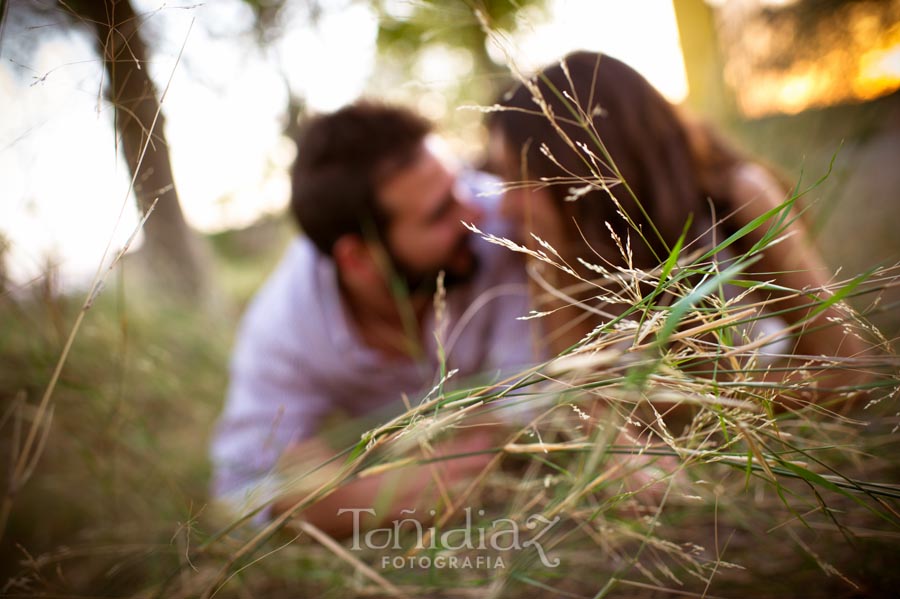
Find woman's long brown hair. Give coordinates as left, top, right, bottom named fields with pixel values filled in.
left=490, top=51, right=752, bottom=268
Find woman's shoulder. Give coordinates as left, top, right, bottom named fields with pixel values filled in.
left=727, top=161, right=789, bottom=209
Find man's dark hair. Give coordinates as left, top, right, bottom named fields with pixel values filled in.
left=291, top=101, right=432, bottom=256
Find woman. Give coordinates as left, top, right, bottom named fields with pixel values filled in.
left=487, top=51, right=865, bottom=398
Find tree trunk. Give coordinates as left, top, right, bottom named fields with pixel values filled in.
left=70, top=0, right=211, bottom=301
left=672, top=0, right=736, bottom=123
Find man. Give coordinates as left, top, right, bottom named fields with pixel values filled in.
left=210, top=102, right=536, bottom=536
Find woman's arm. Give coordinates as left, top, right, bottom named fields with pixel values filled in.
left=726, top=162, right=869, bottom=398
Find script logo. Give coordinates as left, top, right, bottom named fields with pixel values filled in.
left=337, top=507, right=561, bottom=568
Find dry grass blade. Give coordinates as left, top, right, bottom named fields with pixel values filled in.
left=297, top=521, right=408, bottom=598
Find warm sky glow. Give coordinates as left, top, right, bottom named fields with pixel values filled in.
left=722, top=2, right=900, bottom=117
left=735, top=39, right=900, bottom=117
left=856, top=40, right=900, bottom=100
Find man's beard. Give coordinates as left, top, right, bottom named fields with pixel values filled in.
left=389, top=236, right=480, bottom=297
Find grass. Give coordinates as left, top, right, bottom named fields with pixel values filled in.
left=0, top=279, right=225, bottom=593
left=3, top=199, right=897, bottom=598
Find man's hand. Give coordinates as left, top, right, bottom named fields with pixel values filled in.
left=271, top=429, right=496, bottom=539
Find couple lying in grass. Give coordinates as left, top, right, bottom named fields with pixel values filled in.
left=210, top=51, right=870, bottom=539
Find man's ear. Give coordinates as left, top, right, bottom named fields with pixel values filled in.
left=333, top=234, right=379, bottom=282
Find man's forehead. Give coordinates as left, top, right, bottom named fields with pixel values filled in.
left=378, top=137, right=457, bottom=218
left=424, top=134, right=461, bottom=176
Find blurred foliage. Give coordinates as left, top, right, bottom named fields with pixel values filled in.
left=0, top=287, right=228, bottom=591
left=238, top=0, right=546, bottom=91
left=376, top=0, right=546, bottom=95
left=0, top=221, right=296, bottom=593
left=207, top=213, right=294, bottom=307
left=236, top=0, right=548, bottom=158
left=759, top=0, right=900, bottom=67
left=716, top=0, right=900, bottom=115
left=371, top=0, right=549, bottom=160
